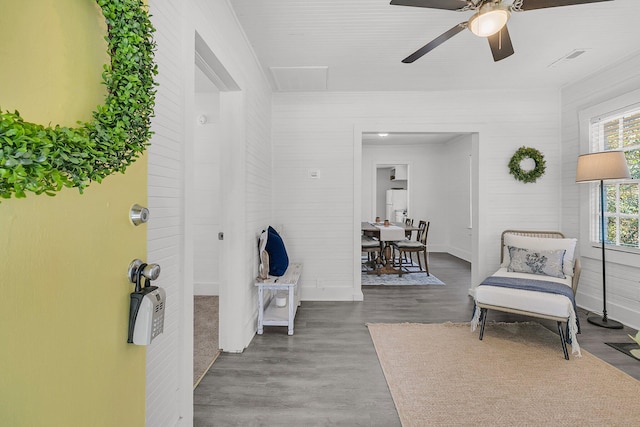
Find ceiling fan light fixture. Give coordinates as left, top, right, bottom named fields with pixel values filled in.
left=468, top=4, right=511, bottom=38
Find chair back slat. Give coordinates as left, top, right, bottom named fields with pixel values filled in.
left=417, top=221, right=430, bottom=245
left=405, top=218, right=414, bottom=239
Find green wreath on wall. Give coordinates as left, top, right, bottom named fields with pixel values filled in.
left=0, top=0, right=158, bottom=200
left=508, top=146, right=546, bottom=183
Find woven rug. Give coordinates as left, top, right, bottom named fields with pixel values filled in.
left=368, top=322, right=640, bottom=426
left=362, top=272, right=444, bottom=286
left=362, top=258, right=444, bottom=285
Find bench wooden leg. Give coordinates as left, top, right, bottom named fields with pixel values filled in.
left=479, top=308, right=488, bottom=340
left=288, top=286, right=295, bottom=335
left=557, top=321, right=569, bottom=360
left=257, top=286, right=264, bottom=335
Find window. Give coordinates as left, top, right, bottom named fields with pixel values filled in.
left=589, top=105, right=640, bottom=249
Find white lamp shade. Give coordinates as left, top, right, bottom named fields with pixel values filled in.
left=576, top=151, right=630, bottom=182
left=468, top=7, right=510, bottom=37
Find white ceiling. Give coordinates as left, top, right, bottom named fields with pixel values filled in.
left=228, top=0, right=640, bottom=92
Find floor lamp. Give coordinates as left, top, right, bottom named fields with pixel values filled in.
left=576, top=151, right=630, bottom=329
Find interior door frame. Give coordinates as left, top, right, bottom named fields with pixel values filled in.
left=371, top=162, right=410, bottom=222
left=188, top=30, right=243, bottom=348
left=157, top=29, right=243, bottom=423
left=353, top=123, right=482, bottom=301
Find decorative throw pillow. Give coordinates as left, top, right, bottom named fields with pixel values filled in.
left=507, top=246, right=566, bottom=279
left=501, top=234, right=577, bottom=277
left=258, top=229, right=270, bottom=280
left=265, top=226, right=289, bottom=276
left=259, top=250, right=270, bottom=280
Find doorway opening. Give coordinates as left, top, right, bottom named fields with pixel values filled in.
left=191, top=32, right=241, bottom=387
left=373, top=163, right=409, bottom=223
left=192, top=62, right=222, bottom=386
left=357, top=130, right=478, bottom=294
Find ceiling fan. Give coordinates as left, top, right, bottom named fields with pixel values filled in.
left=391, top=0, right=613, bottom=62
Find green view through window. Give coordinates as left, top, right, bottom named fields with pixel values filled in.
left=591, top=106, right=640, bottom=248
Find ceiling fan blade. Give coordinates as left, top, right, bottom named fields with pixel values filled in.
left=390, top=0, right=470, bottom=11
left=402, top=22, right=467, bottom=63
left=487, top=25, right=514, bottom=62
left=519, top=0, right=613, bottom=11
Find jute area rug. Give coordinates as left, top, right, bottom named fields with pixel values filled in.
left=368, top=322, right=640, bottom=426
left=194, top=296, right=220, bottom=388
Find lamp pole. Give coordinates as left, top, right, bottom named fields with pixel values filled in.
left=587, top=179, right=623, bottom=329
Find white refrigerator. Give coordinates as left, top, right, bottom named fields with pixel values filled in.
left=385, top=189, right=407, bottom=222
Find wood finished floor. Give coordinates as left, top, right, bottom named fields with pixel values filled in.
left=194, top=253, right=640, bottom=426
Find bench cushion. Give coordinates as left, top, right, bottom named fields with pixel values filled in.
left=475, top=268, right=573, bottom=318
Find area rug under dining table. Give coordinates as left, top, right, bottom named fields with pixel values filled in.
left=361, top=272, right=444, bottom=286
left=361, top=258, right=444, bottom=285
left=367, top=321, right=640, bottom=426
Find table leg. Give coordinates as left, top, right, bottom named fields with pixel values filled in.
left=367, top=242, right=402, bottom=275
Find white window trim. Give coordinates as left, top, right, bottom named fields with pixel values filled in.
left=578, top=88, right=640, bottom=266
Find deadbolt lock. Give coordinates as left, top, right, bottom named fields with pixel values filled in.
left=130, top=204, right=150, bottom=226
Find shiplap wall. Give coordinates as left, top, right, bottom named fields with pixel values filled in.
left=441, top=134, right=473, bottom=261
left=146, top=1, right=184, bottom=425
left=561, top=52, right=640, bottom=330
left=272, top=90, right=562, bottom=300
left=193, top=91, right=221, bottom=296
left=361, top=141, right=471, bottom=258
left=147, top=0, right=272, bottom=425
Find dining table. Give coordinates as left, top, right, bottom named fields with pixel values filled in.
left=361, top=221, right=419, bottom=275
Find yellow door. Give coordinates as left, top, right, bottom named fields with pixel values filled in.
left=1, top=2, right=147, bottom=426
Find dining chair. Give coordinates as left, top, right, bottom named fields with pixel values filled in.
left=404, top=218, right=414, bottom=239
left=361, top=235, right=382, bottom=271
left=392, top=220, right=430, bottom=276
left=399, top=218, right=414, bottom=263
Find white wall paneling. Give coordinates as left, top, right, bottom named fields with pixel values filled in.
left=561, top=52, right=640, bottom=330
left=272, top=90, right=562, bottom=301
left=441, top=135, right=473, bottom=262
left=193, top=89, right=222, bottom=296
left=146, top=1, right=185, bottom=425
left=147, top=0, right=273, bottom=425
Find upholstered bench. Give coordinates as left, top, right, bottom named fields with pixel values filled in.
left=471, top=230, right=582, bottom=359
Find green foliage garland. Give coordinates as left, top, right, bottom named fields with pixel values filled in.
left=508, top=146, right=546, bottom=183
left=0, top=0, right=157, bottom=200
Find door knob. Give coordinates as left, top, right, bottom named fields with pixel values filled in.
left=128, top=259, right=161, bottom=291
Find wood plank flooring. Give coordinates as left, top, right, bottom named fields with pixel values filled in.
left=194, top=253, right=640, bottom=426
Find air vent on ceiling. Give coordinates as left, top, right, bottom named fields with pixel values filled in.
left=547, top=49, right=589, bottom=68
left=269, top=66, right=328, bottom=92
